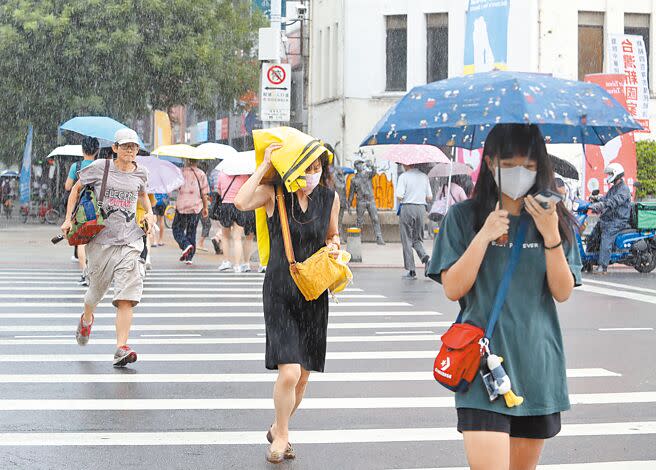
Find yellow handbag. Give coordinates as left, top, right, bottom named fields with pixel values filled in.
left=253, top=127, right=334, bottom=267
left=276, top=186, right=353, bottom=301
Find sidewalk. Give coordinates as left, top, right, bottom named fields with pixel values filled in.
left=0, top=223, right=431, bottom=270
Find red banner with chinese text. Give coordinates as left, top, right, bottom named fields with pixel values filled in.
left=583, top=73, right=637, bottom=198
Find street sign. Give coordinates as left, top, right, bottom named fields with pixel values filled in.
left=260, top=62, right=291, bottom=122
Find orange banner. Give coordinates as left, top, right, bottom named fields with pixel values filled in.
left=583, top=74, right=637, bottom=198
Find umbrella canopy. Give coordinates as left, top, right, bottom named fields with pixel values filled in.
left=0, top=170, right=19, bottom=178
left=428, top=162, right=473, bottom=178
left=362, top=71, right=642, bottom=149
left=135, top=156, right=184, bottom=194
left=549, top=154, right=579, bottom=180
left=196, top=142, right=238, bottom=160
left=379, top=144, right=450, bottom=165
left=152, top=144, right=215, bottom=161
left=59, top=116, right=146, bottom=149
left=216, top=150, right=256, bottom=176
left=47, top=145, right=84, bottom=158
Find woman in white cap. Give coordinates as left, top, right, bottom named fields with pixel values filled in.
left=61, top=128, right=154, bottom=367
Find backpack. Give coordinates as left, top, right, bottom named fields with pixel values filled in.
left=67, top=159, right=111, bottom=246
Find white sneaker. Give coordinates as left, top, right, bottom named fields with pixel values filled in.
left=258, top=265, right=267, bottom=273
left=145, top=254, right=152, bottom=271
left=70, top=255, right=78, bottom=264
left=233, top=264, right=243, bottom=273
left=240, top=263, right=251, bottom=273
left=218, top=261, right=233, bottom=272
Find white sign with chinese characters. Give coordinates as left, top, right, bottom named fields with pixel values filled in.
left=260, top=63, right=291, bottom=122
left=606, top=34, right=650, bottom=132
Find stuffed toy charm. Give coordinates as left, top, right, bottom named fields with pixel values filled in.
left=486, top=354, right=524, bottom=408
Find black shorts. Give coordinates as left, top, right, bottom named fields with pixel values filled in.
left=218, top=203, right=256, bottom=236
left=153, top=204, right=166, bottom=217
left=457, top=408, right=561, bottom=439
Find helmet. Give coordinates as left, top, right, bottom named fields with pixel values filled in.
left=604, top=162, right=625, bottom=184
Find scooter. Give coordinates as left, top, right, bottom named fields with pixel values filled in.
left=573, top=199, right=656, bottom=273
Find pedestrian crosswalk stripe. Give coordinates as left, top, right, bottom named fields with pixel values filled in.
left=577, top=284, right=656, bottom=305
left=0, top=310, right=443, bottom=319
left=598, top=327, right=654, bottom=332
left=0, top=422, right=655, bottom=446
left=0, top=293, right=385, bottom=299
left=0, top=301, right=412, bottom=308
left=0, top=286, right=365, bottom=292
left=0, top=392, right=653, bottom=410
left=584, top=278, right=656, bottom=295
left=0, top=269, right=266, bottom=274
left=0, top=275, right=267, bottom=281
left=393, top=461, right=656, bottom=470
left=0, top=334, right=442, bottom=345
left=0, top=351, right=439, bottom=362
left=0, top=369, right=620, bottom=383
left=0, top=281, right=271, bottom=287
left=0, top=321, right=451, bottom=332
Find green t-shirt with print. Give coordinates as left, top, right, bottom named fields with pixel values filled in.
left=427, top=200, right=582, bottom=416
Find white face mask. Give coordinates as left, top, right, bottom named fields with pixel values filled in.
left=303, top=170, right=322, bottom=194
left=493, top=166, right=537, bottom=200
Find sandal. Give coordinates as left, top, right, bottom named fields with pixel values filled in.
left=267, top=425, right=296, bottom=460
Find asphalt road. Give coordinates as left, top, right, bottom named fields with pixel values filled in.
left=0, top=229, right=654, bottom=469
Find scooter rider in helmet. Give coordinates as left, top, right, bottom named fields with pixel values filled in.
left=588, top=163, right=632, bottom=274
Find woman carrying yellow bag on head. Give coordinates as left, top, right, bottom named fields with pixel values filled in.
left=235, top=127, right=351, bottom=464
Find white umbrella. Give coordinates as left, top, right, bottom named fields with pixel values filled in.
left=196, top=142, right=238, bottom=160
left=152, top=144, right=215, bottom=160
left=47, top=145, right=84, bottom=158
left=217, top=150, right=256, bottom=176
left=135, top=156, right=184, bottom=194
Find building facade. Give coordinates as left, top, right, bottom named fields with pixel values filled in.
left=308, top=0, right=656, bottom=163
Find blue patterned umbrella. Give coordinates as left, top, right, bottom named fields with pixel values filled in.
left=362, top=71, right=642, bottom=149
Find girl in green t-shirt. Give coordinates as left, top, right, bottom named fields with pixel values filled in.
left=428, top=124, right=582, bottom=470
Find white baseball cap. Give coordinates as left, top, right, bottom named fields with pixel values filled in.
left=114, top=128, right=140, bottom=146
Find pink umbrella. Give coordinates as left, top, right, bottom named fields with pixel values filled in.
left=379, top=145, right=450, bottom=165
left=428, top=162, right=472, bottom=178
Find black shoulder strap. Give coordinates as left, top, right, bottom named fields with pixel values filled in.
left=192, top=168, right=204, bottom=196
left=98, top=159, right=111, bottom=204
left=221, top=176, right=237, bottom=198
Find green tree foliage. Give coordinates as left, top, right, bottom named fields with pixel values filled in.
left=0, top=0, right=265, bottom=164
left=636, top=140, right=656, bottom=199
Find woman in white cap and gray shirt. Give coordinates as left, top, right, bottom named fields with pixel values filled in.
left=61, top=128, right=154, bottom=367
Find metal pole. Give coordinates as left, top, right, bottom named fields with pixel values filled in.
left=262, top=0, right=282, bottom=130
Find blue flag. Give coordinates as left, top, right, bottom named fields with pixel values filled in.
left=19, top=125, right=33, bottom=205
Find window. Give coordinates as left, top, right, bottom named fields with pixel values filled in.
left=625, top=13, right=650, bottom=68
left=578, top=11, right=604, bottom=80
left=316, top=29, right=322, bottom=101
left=427, top=13, right=449, bottom=83
left=323, top=26, right=330, bottom=99
left=386, top=15, right=407, bottom=91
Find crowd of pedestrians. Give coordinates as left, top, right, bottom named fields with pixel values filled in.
left=58, top=124, right=582, bottom=468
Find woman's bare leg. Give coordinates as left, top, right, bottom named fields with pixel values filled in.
left=463, top=431, right=510, bottom=470
left=270, top=364, right=301, bottom=453
left=509, top=437, right=544, bottom=470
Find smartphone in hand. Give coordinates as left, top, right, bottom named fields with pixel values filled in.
left=534, top=189, right=564, bottom=209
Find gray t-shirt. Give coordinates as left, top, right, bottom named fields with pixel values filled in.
left=427, top=200, right=582, bottom=416
left=78, top=159, right=148, bottom=246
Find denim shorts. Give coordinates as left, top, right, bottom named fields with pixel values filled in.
left=457, top=408, right=561, bottom=439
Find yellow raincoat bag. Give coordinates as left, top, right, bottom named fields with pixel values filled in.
left=253, top=127, right=333, bottom=266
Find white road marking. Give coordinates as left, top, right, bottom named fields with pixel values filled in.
left=0, top=392, right=652, bottom=410
left=0, top=369, right=620, bottom=383
left=0, top=301, right=410, bottom=308
left=375, top=331, right=434, bottom=335
left=0, top=321, right=451, bottom=332
left=0, top=293, right=384, bottom=299
left=0, top=334, right=441, bottom=345
left=598, top=327, right=654, bottom=331
left=0, top=310, right=443, bottom=319
left=584, top=278, right=656, bottom=295
left=0, top=351, right=438, bottom=362
left=139, top=334, right=202, bottom=337
left=577, top=284, right=656, bottom=305
left=392, top=461, right=656, bottom=470
left=0, top=422, right=654, bottom=446
left=0, top=284, right=364, bottom=292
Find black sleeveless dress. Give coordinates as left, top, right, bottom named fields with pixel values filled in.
left=263, top=185, right=335, bottom=372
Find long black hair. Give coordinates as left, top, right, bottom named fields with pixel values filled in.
left=472, top=124, right=575, bottom=244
